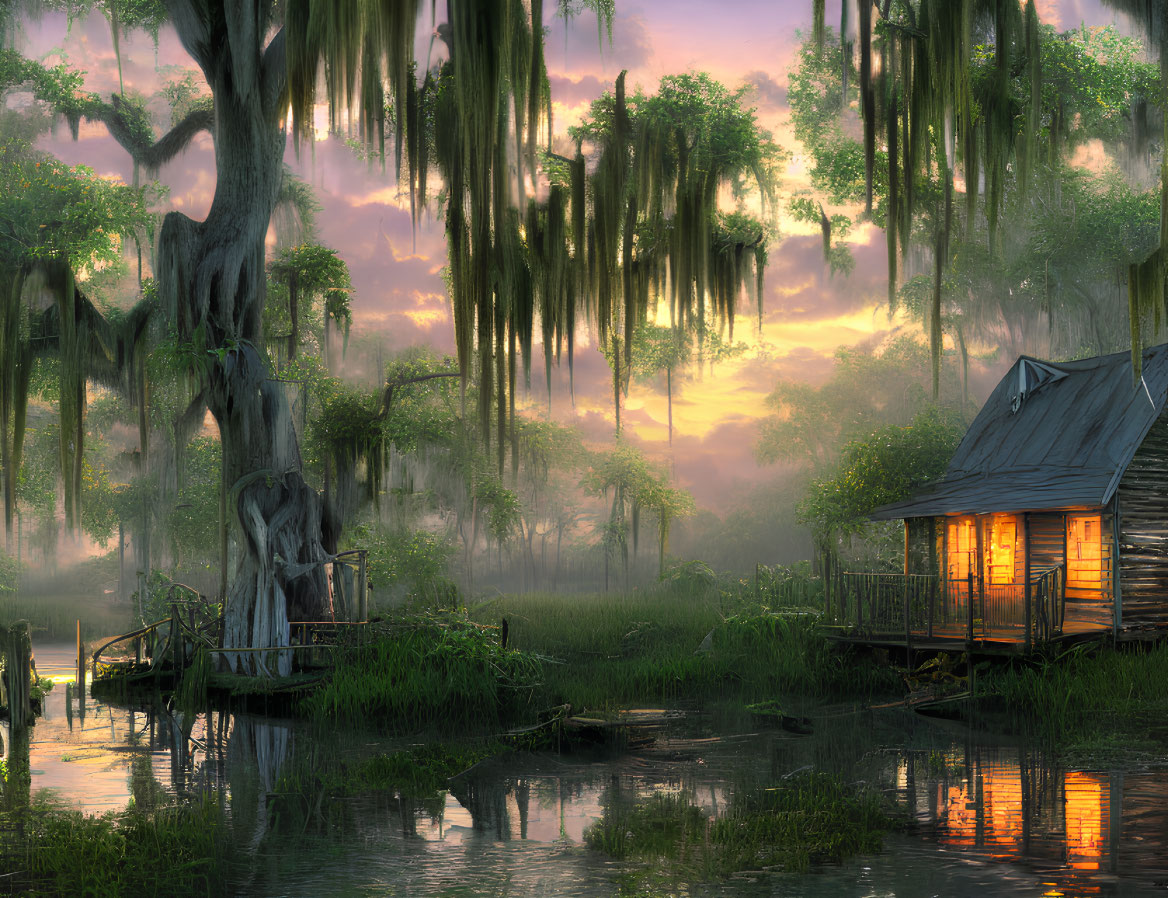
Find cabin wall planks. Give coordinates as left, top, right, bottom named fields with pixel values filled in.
left=1117, top=413, right=1168, bottom=632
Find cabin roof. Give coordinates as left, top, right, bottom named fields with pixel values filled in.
left=871, top=344, right=1168, bottom=520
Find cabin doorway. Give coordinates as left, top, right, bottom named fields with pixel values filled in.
left=943, top=513, right=1026, bottom=636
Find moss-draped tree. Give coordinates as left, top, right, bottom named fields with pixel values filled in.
left=807, top=2, right=1168, bottom=391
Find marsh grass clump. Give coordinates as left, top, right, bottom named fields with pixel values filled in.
left=982, top=642, right=1168, bottom=741
left=301, top=612, right=541, bottom=730
left=709, top=772, right=894, bottom=873
left=585, top=792, right=710, bottom=861
left=585, top=772, right=898, bottom=879
left=0, top=797, right=232, bottom=897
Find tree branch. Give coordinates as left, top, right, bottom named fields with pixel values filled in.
left=379, top=371, right=460, bottom=416
left=89, top=97, right=214, bottom=171
left=174, top=388, right=210, bottom=446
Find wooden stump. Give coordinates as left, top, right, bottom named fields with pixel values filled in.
left=3, top=621, right=32, bottom=729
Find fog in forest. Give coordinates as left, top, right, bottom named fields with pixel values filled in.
left=0, top=0, right=1154, bottom=616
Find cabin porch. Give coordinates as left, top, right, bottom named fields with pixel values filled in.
left=826, top=509, right=1118, bottom=653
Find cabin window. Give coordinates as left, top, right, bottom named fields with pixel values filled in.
left=947, top=518, right=976, bottom=580
left=1067, top=514, right=1103, bottom=584
left=987, top=516, right=1017, bottom=585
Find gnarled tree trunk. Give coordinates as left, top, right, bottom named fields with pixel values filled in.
left=159, top=4, right=329, bottom=675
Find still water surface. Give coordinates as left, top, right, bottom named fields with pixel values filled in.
left=8, top=642, right=1168, bottom=896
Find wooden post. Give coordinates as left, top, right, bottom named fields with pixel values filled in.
left=967, top=567, right=975, bottom=646
left=357, top=551, right=368, bottom=623
left=975, top=516, right=985, bottom=641
left=76, top=619, right=85, bottom=698
left=903, top=576, right=911, bottom=661
left=928, top=575, right=935, bottom=639
left=1112, top=496, right=1122, bottom=641
left=170, top=606, right=182, bottom=676
left=1024, top=513, right=1032, bottom=653
left=333, top=561, right=347, bottom=622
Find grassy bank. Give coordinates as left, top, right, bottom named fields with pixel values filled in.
left=0, top=797, right=234, bottom=897
left=469, top=588, right=901, bottom=712
left=982, top=642, right=1168, bottom=742
left=297, top=583, right=902, bottom=731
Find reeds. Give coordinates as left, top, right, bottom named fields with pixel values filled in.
left=983, top=642, right=1168, bottom=741
left=0, top=797, right=232, bottom=897
left=301, top=612, right=542, bottom=730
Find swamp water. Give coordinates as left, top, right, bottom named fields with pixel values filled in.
left=6, top=642, right=1168, bottom=896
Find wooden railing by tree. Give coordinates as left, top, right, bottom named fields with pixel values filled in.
left=91, top=557, right=371, bottom=681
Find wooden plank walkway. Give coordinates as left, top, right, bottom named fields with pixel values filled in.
left=823, top=624, right=1116, bottom=656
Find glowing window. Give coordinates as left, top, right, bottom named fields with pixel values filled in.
left=1067, top=515, right=1103, bottom=585
left=987, top=516, right=1017, bottom=585
left=947, top=518, right=975, bottom=580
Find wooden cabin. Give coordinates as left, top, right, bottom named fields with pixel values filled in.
left=832, top=344, right=1168, bottom=652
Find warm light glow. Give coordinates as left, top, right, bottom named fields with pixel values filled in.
left=984, top=766, right=1024, bottom=847
left=947, top=517, right=976, bottom=580
left=988, top=515, right=1017, bottom=585
left=1065, top=772, right=1107, bottom=870
left=1067, top=515, right=1103, bottom=586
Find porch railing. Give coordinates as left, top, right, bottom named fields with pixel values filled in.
left=831, top=563, right=1067, bottom=647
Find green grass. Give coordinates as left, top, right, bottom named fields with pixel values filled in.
left=585, top=771, right=899, bottom=877
left=470, top=588, right=901, bottom=712
left=301, top=612, right=543, bottom=730
left=982, top=642, right=1168, bottom=742
left=0, top=797, right=234, bottom=897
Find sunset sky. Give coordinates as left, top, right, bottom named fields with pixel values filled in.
left=16, top=0, right=1131, bottom=510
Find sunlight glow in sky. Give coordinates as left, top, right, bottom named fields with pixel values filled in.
left=14, top=0, right=1129, bottom=508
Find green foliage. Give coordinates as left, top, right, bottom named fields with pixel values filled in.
left=381, top=350, right=461, bottom=454
left=1, top=796, right=232, bottom=897
left=266, top=242, right=352, bottom=362
left=798, top=405, right=964, bottom=539
left=582, top=441, right=695, bottom=573
left=983, top=643, right=1168, bottom=742
left=156, top=69, right=210, bottom=127
left=167, top=435, right=221, bottom=568
left=301, top=614, right=542, bottom=731
left=0, top=135, right=148, bottom=270
left=787, top=16, right=1162, bottom=376
left=355, top=742, right=496, bottom=796
left=0, top=547, right=17, bottom=593
left=360, top=525, right=459, bottom=607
